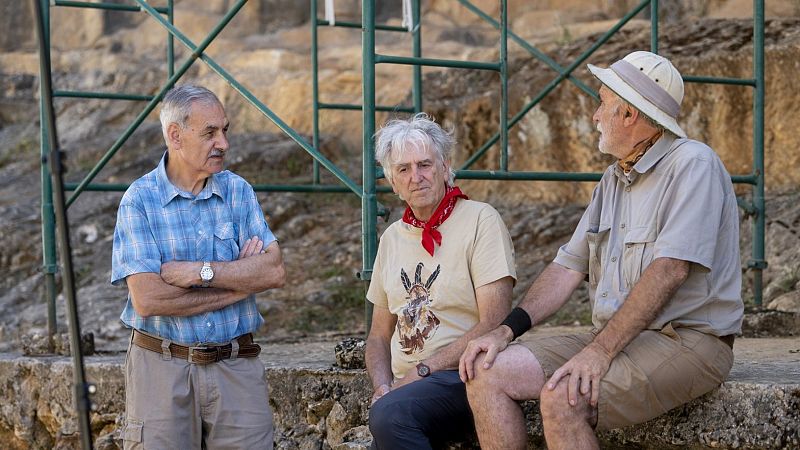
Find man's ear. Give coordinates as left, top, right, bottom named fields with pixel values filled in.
left=167, top=123, right=182, bottom=148
left=623, top=106, right=639, bottom=126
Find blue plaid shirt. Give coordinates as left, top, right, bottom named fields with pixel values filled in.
left=111, top=152, right=276, bottom=344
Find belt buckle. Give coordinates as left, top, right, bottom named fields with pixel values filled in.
left=188, top=345, right=210, bottom=364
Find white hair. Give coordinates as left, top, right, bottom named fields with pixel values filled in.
left=374, top=112, right=456, bottom=185
left=159, top=84, right=221, bottom=141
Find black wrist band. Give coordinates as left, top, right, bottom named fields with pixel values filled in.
left=501, top=307, right=532, bottom=340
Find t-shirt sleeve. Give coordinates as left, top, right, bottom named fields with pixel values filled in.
left=652, top=156, right=726, bottom=270
left=110, top=199, right=162, bottom=287
left=366, top=236, right=389, bottom=308
left=469, top=206, right=517, bottom=288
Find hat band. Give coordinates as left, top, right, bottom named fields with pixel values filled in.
left=610, top=60, right=681, bottom=118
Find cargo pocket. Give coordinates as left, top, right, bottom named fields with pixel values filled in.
left=122, top=418, right=143, bottom=445
left=214, top=222, right=239, bottom=261
left=587, top=227, right=610, bottom=289
left=622, top=227, right=656, bottom=289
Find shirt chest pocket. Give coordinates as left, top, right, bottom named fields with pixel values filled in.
left=214, top=222, right=239, bottom=262
left=587, top=227, right=610, bottom=288
left=622, top=227, right=656, bottom=289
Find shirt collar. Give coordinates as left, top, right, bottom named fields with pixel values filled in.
left=613, top=133, right=677, bottom=183
left=156, top=151, right=223, bottom=206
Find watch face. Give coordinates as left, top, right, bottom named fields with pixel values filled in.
left=200, top=266, right=213, bottom=281
left=416, top=363, right=430, bottom=377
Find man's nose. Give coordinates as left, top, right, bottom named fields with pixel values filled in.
left=410, top=166, right=423, bottom=182
left=217, top=133, right=229, bottom=151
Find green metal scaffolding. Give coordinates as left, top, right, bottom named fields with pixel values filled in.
left=39, top=0, right=766, bottom=340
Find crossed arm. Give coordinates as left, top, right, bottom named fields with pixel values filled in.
left=127, top=237, right=286, bottom=318
left=366, top=276, right=514, bottom=404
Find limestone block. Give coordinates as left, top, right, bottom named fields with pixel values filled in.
left=0, top=2, right=35, bottom=52
left=768, top=290, right=800, bottom=314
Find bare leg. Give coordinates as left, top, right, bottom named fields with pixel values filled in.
left=539, top=379, right=599, bottom=450
left=465, top=345, right=544, bottom=450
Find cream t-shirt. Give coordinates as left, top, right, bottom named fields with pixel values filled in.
left=367, top=199, right=516, bottom=379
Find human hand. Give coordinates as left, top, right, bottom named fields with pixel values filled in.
left=160, top=261, right=201, bottom=288
left=238, top=236, right=264, bottom=259
left=459, top=326, right=513, bottom=382
left=371, top=384, right=391, bottom=405
left=546, top=342, right=612, bottom=407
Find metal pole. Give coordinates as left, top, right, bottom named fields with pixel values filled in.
left=751, top=0, right=766, bottom=306
left=650, top=0, right=658, bottom=53
left=311, top=0, right=320, bottom=184
left=362, top=0, right=378, bottom=332
left=412, top=0, right=422, bottom=113
left=499, top=0, right=508, bottom=171
left=32, top=1, right=93, bottom=448
left=38, top=0, right=58, bottom=351
left=167, top=0, right=174, bottom=78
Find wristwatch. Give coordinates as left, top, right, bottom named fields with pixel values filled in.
left=199, top=261, right=214, bottom=287
left=416, top=362, right=431, bottom=378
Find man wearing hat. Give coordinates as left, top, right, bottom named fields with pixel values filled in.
left=457, top=51, right=743, bottom=449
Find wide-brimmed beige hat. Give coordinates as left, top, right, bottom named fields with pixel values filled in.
left=588, top=51, right=687, bottom=138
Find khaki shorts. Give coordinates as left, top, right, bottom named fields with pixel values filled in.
left=520, top=324, right=733, bottom=430
left=122, top=332, right=274, bottom=449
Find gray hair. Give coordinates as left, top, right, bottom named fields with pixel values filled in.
left=159, top=84, right=221, bottom=140
left=374, top=113, right=456, bottom=185
left=617, top=96, right=666, bottom=134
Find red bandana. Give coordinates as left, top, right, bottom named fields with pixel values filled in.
left=402, top=185, right=468, bottom=256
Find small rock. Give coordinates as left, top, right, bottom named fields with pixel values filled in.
left=334, top=337, right=366, bottom=369
left=767, top=290, right=800, bottom=313
left=21, top=332, right=95, bottom=356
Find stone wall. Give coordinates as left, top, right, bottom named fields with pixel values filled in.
left=0, top=344, right=798, bottom=450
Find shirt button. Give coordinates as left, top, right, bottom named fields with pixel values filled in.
left=601, top=292, right=608, bottom=297
left=206, top=322, right=212, bottom=327
left=625, top=187, right=631, bottom=192
left=620, top=223, right=626, bottom=229
left=198, top=230, right=203, bottom=235
left=611, top=256, right=617, bottom=262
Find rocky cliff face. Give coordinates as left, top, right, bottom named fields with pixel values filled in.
left=0, top=1, right=798, bottom=351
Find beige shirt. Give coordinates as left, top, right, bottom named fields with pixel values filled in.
left=554, top=134, right=743, bottom=336
left=367, top=200, right=517, bottom=378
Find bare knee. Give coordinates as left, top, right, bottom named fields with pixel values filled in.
left=466, top=353, right=503, bottom=396
left=539, top=381, right=593, bottom=426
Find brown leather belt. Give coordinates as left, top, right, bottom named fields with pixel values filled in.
left=719, top=334, right=735, bottom=350
left=132, top=330, right=261, bottom=365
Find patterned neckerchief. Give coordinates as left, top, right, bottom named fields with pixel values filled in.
left=618, top=129, right=664, bottom=175
left=402, top=185, right=468, bottom=256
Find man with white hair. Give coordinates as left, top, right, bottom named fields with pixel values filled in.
left=366, top=113, right=516, bottom=448
left=459, top=51, right=743, bottom=449
left=112, top=84, right=285, bottom=448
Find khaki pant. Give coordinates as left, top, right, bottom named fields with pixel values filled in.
left=122, top=334, right=274, bottom=449
left=521, top=324, right=733, bottom=430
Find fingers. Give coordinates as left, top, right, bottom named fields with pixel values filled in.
left=238, top=237, right=253, bottom=259
left=547, top=366, right=569, bottom=390
left=238, top=236, right=264, bottom=259
left=567, top=371, right=581, bottom=406
left=481, top=345, right=500, bottom=371
left=590, top=377, right=600, bottom=407
left=459, top=339, right=493, bottom=382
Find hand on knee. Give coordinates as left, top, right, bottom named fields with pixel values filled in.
left=540, top=379, right=594, bottom=424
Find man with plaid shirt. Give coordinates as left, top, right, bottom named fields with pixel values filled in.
left=112, top=84, right=285, bottom=449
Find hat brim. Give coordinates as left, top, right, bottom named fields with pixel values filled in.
left=587, top=63, right=687, bottom=138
